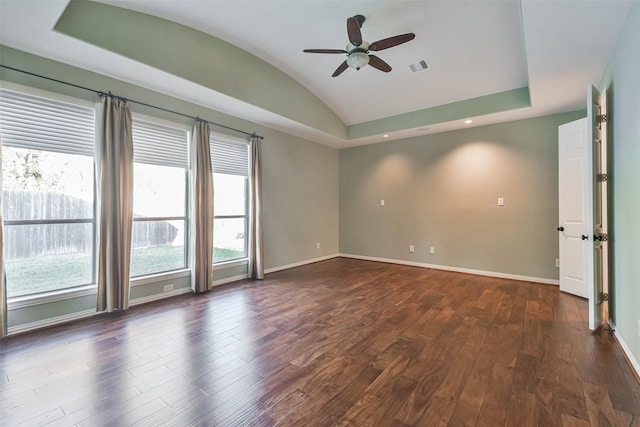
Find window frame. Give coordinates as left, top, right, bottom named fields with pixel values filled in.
left=0, top=83, right=98, bottom=300
left=130, top=113, right=191, bottom=280
left=210, top=131, right=250, bottom=265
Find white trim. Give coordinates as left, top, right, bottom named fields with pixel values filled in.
left=7, top=309, right=98, bottom=336
left=338, top=253, right=560, bottom=285
left=129, top=287, right=192, bottom=307
left=264, top=254, right=340, bottom=274
left=213, top=258, right=248, bottom=271
left=9, top=268, right=192, bottom=308
left=130, top=269, right=190, bottom=287
left=210, top=256, right=349, bottom=286
left=8, top=285, right=97, bottom=309
left=609, top=321, right=640, bottom=380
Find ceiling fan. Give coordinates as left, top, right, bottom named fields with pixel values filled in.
left=303, top=14, right=415, bottom=77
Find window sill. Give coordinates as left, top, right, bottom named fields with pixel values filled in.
left=7, top=263, right=247, bottom=310
left=8, top=269, right=192, bottom=309
left=130, top=269, right=191, bottom=287
left=213, top=258, right=248, bottom=271
left=8, top=284, right=97, bottom=310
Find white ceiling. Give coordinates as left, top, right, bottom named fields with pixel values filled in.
left=0, top=0, right=635, bottom=148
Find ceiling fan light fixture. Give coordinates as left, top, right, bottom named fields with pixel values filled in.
left=347, top=51, right=369, bottom=70
left=304, top=14, right=415, bottom=77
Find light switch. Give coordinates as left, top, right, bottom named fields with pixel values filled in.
left=380, top=199, right=385, bottom=207
left=498, top=197, right=505, bottom=206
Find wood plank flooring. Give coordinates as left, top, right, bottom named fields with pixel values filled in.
left=1, top=258, right=639, bottom=426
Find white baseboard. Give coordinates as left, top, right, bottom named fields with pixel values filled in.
left=609, top=321, right=640, bottom=380
left=339, top=253, right=559, bottom=285
left=7, top=308, right=98, bottom=335
left=265, top=254, right=340, bottom=275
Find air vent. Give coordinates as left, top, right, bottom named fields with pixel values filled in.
left=408, top=59, right=429, bottom=73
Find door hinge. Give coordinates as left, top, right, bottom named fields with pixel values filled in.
left=602, top=293, right=610, bottom=302
left=597, top=173, right=609, bottom=182
left=596, top=114, right=608, bottom=123
left=594, top=233, right=609, bottom=242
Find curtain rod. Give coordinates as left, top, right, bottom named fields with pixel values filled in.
left=0, top=64, right=264, bottom=140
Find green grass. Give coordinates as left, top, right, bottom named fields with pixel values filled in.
left=213, top=247, right=246, bottom=262
left=5, top=245, right=246, bottom=298
left=130, top=245, right=186, bottom=278
left=5, top=252, right=93, bottom=298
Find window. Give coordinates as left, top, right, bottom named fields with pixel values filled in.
left=0, top=87, right=96, bottom=298
left=130, top=117, right=189, bottom=277
left=210, top=134, right=249, bottom=263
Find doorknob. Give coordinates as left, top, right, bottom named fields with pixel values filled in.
left=582, top=235, right=589, bottom=240
left=557, top=226, right=564, bottom=232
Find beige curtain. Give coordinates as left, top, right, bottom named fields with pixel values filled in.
left=248, top=136, right=264, bottom=279
left=0, top=135, right=7, bottom=337
left=190, top=121, right=213, bottom=293
left=95, top=96, right=134, bottom=312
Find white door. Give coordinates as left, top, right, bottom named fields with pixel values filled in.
left=557, top=86, right=608, bottom=331
left=558, top=118, right=592, bottom=300
left=588, top=84, right=607, bottom=331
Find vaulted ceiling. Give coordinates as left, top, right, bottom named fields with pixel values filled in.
left=0, top=0, right=634, bottom=147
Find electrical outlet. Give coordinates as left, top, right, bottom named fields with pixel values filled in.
left=163, top=284, right=174, bottom=292
left=556, top=259, right=560, bottom=268
left=316, top=242, right=320, bottom=249
left=409, top=245, right=415, bottom=253
left=380, top=199, right=385, bottom=207
left=429, top=246, right=435, bottom=255
left=498, top=197, right=505, bottom=206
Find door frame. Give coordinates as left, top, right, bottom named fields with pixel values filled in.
left=588, top=84, right=609, bottom=330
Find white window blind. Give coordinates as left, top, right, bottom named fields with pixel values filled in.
left=210, top=136, right=248, bottom=176
left=132, top=117, right=189, bottom=168
left=0, top=88, right=94, bottom=156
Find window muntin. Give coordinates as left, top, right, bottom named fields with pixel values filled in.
left=130, top=117, right=189, bottom=278
left=210, top=135, right=249, bottom=264
left=0, top=87, right=96, bottom=298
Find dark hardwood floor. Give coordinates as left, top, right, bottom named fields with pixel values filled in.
left=1, top=258, right=639, bottom=426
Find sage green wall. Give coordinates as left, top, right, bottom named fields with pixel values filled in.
left=601, top=2, right=640, bottom=367
left=340, top=111, right=584, bottom=280
left=348, top=88, right=531, bottom=139
left=1, top=46, right=339, bottom=329
left=55, top=0, right=346, bottom=139
left=263, top=131, right=339, bottom=269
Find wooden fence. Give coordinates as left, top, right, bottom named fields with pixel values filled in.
left=2, top=190, right=178, bottom=259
